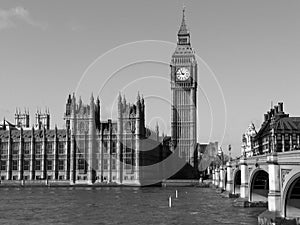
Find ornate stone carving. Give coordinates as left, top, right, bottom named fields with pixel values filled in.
left=281, top=169, right=292, bottom=186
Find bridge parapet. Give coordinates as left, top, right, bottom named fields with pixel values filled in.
left=211, top=150, right=300, bottom=223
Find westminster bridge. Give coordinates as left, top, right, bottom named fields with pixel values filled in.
left=211, top=150, right=300, bottom=224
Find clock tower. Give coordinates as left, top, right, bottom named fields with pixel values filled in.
left=170, top=8, right=197, bottom=166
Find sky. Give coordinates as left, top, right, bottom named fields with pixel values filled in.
left=1, top=0, right=300, bottom=157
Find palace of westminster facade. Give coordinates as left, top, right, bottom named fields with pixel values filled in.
left=0, top=10, right=210, bottom=185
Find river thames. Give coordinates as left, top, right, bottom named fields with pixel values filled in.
left=0, top=187, right=264, bottom=225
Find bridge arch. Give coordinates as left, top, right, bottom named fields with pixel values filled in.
left=282, top=169, right=300, bottom=218
left=233, top=168, right=241, bottom=195
left=249, top=168, right=269, bottom=202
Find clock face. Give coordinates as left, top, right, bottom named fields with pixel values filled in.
left=176, top=67, right=190, bottom=81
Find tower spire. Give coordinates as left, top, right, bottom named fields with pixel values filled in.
left=177, top=6, right=190, bottom=45
left=178, top=6, right=189, bottom=35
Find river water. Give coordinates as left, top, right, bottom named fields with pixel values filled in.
left=0, top=187, right=264, bottom=225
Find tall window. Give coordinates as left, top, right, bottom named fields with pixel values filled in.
left=1, top=161, right=6, bottom=171
left=12, top=160, right=18, bottom=170
left=112, top=159, right=116, bottom=170
left=103, top=159, right=108, bottom=170
left=35, top=160, right=41, bottom=170
left=112, top=141, right=116, bottom=153
left=12, top=142, right=19, bottom=155
left=78, top=159, right=85, bottom=170
left=35, top=142, right=42, bottom=155
left=125, top=158, right=132, bottom=170
left=24, top=142, right=31, bottom=155
left=0, top=142, right=8, bottom=155
left=46, top=142, right=53, bottom=154
left=24, top=160, right=30, bottom=171
left=103, top=141, right=108, bottom=153
left=58, top=142, right=65, bottom=154
left=58, top=160, right=64, bottom=171
left=47, top=160, right=53, bottom=171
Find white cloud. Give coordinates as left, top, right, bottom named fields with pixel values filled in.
left=0, top=6, right=46, bottom=30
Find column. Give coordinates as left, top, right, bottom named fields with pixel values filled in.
left=135, top=131, right=140, bottom=183
left=6, top=130, right=12, bottom=180
left=70, top=94, right=76, bottom=184
left=30, top=127, right=35, bottom=180
left=207, top=166, right=211, bottom=176
left=65, top=130, right=70, bottom=180
left=282, top=135, right=285, bottom=152
left=240, top=157, right=249, bottom=199
left=18, top=128, right=24, bottom=180
left=267, top=153, right=281, bottom=212
left=116, top=96, right=122, bottom=184
left=70, top=135, right=76, bottom=184
left=99, top=132, right=103, bottom=182
left=41, top=128, right=46, bottom=179
left=190, top=89, right=196, bottom=167
left=215, top=168, right=220, bottom=187
left=88, top=95, right=95, bottom=184
left=53, top=128, right=58, bottom=180
left=116, top=135, right=122, bottom=184
left=219, top=165, right=225, bottom=190
left=135, top=101, right=141, bottom=184
left=226, top=161, right=233, bottom=193
left=107, top=121, right=112, bottom=183
left=212, top=167, right=215, bottom=184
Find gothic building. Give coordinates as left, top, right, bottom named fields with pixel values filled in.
left=63, top=92, right=148, bottom=185
left=0, top=9, right=205, bottom=185
left=0, top=92, right=170, bottom=185
left=170, top=8, right=198, bottom=166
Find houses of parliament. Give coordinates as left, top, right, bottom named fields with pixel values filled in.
left=0, top=10, right=217, bottom=186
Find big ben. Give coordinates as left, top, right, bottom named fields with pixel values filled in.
left=170, top=8, right=197, bottom=167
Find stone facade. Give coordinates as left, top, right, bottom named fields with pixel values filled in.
left=170, top=8, right=198, bottom=167
left=244, top=102, right=300, bottom=156
left=0, top=93, right=168, bottom=186
left=241, top=123, right=257, bottom=157
left=0, top=9, right=205, bottom=185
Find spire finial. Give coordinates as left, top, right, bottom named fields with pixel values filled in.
left=178, top=5, right=188, bottom=35
left=118, top=92, right=122, bottom=103
left=123, top=94, right=126, bottom=106
left=137, top=91, right=141, bottom=102
left=90, top=93, right=94, bottom=102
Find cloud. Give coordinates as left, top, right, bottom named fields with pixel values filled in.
left=0, top=6, right=46, bottom=30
